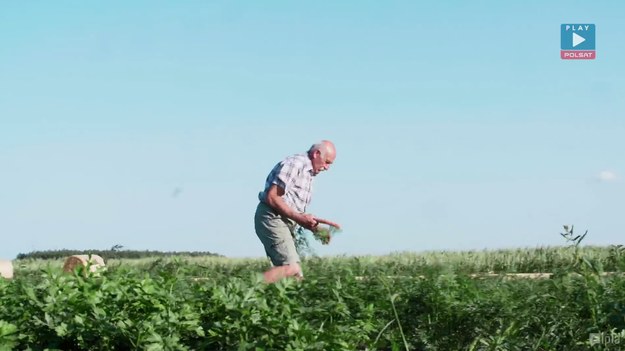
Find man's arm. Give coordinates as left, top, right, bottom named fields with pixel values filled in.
left=265, top=184, right=318, bottom=230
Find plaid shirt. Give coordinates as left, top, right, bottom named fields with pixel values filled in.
left=258, top=153, right=314, bottom=213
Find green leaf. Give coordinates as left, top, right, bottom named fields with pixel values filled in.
left=74, top=315, right=84, bottom=325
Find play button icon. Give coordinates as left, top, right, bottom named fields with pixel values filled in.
left=572, top=32, right=586, bottom=47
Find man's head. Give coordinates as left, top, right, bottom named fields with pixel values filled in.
left=308, top=140, right=336, bottom=176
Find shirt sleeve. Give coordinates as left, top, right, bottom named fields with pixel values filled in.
left=272, top=159, right=300, bottom=193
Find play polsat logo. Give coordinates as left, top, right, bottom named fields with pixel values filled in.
left=561, top=24, right=595, bottom=60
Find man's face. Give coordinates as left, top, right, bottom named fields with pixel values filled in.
left=311, top=149, right=335, bottom=176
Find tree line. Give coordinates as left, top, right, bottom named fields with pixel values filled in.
left=16, top=247, right=222, bottom=260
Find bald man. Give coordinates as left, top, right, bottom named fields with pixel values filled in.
left=255, top=140, right=336, bottom=283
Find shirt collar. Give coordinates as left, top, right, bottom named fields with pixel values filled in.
left=301, top=153, right=314, bottom=175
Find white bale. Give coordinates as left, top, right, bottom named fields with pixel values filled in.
left=63, top=254, right=106, bottom=274
left=0, top=259, right=13, bottom=279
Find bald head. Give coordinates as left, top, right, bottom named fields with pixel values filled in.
left=308, top=140, right=336, bottom=175
left=308, top=140, right=335, bottom=158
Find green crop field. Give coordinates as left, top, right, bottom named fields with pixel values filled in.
left=2, top=240, right=625, bottom=350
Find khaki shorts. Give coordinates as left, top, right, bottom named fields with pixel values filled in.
left=254, top=201, right=300, bottom=266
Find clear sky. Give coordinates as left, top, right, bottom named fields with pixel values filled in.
left=1, top=1, right=623, bottom=260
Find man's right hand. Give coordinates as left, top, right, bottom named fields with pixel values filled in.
left=266, top=185, right=319, bottom=230
left=294, top=213, right=318, bottom=231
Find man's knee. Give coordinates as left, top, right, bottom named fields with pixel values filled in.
left=285, top=262, right=302, bottom=277
left=263, top=262, right=302, bottom=283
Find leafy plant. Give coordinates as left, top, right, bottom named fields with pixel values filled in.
left=3, top=231, right=625, bottom=350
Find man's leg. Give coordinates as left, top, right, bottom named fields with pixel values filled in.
left=254, top=202, right=302, bottom=283
left=262, top=263, right=302, bottom=283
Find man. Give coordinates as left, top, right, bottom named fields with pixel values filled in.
left=255, top=140, right=337, bottom=283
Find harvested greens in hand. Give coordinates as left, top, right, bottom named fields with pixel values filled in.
left=313, top=224, right=341, bottom=245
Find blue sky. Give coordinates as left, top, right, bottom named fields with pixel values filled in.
left=1, top=1, right=623, bottom=260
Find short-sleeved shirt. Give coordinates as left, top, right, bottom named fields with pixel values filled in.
left=258, top=153, right=314, bottom=213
